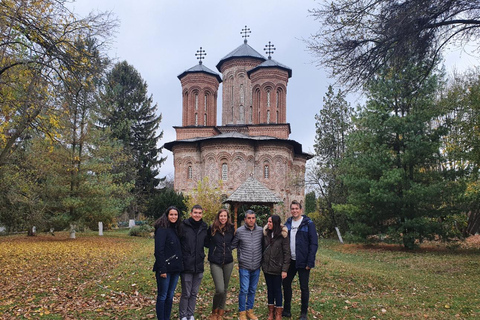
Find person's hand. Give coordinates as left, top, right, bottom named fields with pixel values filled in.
left=160, top=273, right=167, bottom=278
left=306, top=266, right=311, bottom=270
left=281, top=271, right=287, bottom=279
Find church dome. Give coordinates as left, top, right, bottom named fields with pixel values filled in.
left=216, top=40, right=266, bottom=72
left=178, top=62, right=222, bottom=83
left=247, top=57, right=292, bottom=78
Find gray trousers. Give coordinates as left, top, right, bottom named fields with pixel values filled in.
left=210, top=262, right=234, bottom=310
left=179, top=272, right=204, bottom=318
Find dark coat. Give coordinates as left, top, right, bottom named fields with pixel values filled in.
left=284, top=215, right=318, bottom=269
left=153, top=226, right=183, bottom=274
left=181, top=218, right=208, bottom=273
left=205, top=225, right=234, bottom=265
left=262, top=225, right=291, bottom=275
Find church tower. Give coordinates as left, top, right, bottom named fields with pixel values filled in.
left=216, top=26, right=265, bottom=125
left=176, top=47, right=222, bottom=140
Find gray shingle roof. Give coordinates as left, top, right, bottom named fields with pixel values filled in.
left=224, top=176, right=282, bottom=204
left=216, top=41, right=266, bottom=71
left=247, top=57, right=292, bottom=78
left=178, top=63, right=222, bottom=83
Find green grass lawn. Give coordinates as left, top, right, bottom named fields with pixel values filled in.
left=1, top=230, right=479, bottom=319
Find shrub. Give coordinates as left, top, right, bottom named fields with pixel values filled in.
left=129, top=224, right=154, bottom=237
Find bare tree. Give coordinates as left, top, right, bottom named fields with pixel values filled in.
left=309, top=0, right=480, bottom=89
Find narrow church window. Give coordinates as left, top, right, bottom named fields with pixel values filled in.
left=204, top=113, right=207, bottom=126
left=204, top=94, right=207, bottom=111
left=188, top=166, right=192, bottom=179
left=232, top=106, right=234, bottom=123
left=239, top=105, right=244, bottom=123
left=276, top=110, right=279, bottom=123
left=195, top=113, right=198, bottom=126
left=240, top=84, right=244, bottom=104
left=195, top=93, right=198, bottom=110
left=222, top=163, right=228, bottom=181
left=264, top=165, right=269, bottom=179
left=267, top=89, right=271, bottom=108
left=267, top=110, right=270, bottom=124
left=250, top=106, right=253, bottom=123
left=276, top=90, right=280, bottom=108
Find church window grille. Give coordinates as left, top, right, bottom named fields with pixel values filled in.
left=264, top=165, right=269, bottom=179
left=188, top=166, right=192, bottom=179
left=195, top=93, right=198, bottom=110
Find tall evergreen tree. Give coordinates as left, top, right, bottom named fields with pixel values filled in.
left=309, top=85, right=353, bottom=233
left=100, top=61, right=165, bottom=215
left=338, top=61, right=459, bottom=248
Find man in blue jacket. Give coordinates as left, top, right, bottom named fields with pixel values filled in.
left=282, top=201, right=318, bottom=320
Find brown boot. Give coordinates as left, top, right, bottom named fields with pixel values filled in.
left=217, top=309, right=225, bottom=320
left=267, top=305, right=275, bottom=320
left=275, top=307, right=283, bottom=320
left=209, top=308, right=218, bottom=320
left=246, top=309, right=258, bottom=320
left=238, top=311, right=247, bottom=320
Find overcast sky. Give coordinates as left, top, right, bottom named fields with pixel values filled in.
left=68, top=0, right=476, bottom=179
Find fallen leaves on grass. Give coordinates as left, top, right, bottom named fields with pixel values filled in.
left=0, top=233, right=155, bottom=319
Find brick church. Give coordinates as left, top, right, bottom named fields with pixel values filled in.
left=164, top=29, right=311, bottom=209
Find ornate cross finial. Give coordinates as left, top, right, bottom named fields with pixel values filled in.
left=241, top=25, right=251, bottom=43
left=264, top=41, right=276, bottom=59
left=195, top=47, right=206, bottom=64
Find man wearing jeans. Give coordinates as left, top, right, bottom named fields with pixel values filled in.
left=282, top=201, right=318, bottom=320
left=232, top=210, right=263, bottom=320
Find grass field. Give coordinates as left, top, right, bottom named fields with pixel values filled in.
left=1, top=230, right=479, bottom=319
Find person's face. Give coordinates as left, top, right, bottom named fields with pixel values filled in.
left=267, top=217, right=273, bottom=230
left=219, top=211, right=228, bottom=225
left=190, top=208, right=203, bottom=221
left=168, top=209, right=179, bottom=224
left=245, top=213, right=256, bottom=228
left=290, top=204, right=302, bottom=220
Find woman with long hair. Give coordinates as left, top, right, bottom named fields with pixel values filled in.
left=262, top=214, right=290, bottom=320
left=205, top=209, right=235, bottom=320
left=153, top=206, right=184, bottom=320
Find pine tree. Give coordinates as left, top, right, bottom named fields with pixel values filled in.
left=100, top=61, right=165, bottom=216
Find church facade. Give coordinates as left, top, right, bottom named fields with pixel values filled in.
left=164, top=33, right=311, bottom=208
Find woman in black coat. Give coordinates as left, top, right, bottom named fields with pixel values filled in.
left=205, top=209, right=235, bottom=320
left=153, top=206, right=184, bottom=320
left=262, top=214, right=291, bottom=320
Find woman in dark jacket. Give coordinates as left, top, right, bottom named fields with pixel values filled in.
left=205, top=209, right=235, bottom=320
left=262, top=215, right=291, bottom=320
left=153, top=206, right=183, bottom=320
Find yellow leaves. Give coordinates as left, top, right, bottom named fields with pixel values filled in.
left=0, top=234, right=139, bottom=318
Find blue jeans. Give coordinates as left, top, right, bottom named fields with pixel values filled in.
left=156, top=272, right=180, bottom=320
left=238, top=268, right=260, bottom=312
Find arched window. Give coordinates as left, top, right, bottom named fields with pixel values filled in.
left=195, top=92, right=198, bottom=110
left=195, top=113, right=198, bottom=126
left=267, top=89, right=271, bottom=108
left=222, top=163, right=228, bottom=181
left=204, top=94, right=208, bottom=111
left=264, top=165, right=269, bottom=179
left=267, top=110, right=270, bottom=124
left=204, top=113, right=207, bottom=126
left=187, top=166, right=192, bottom=179
left=239, top=105, right=244, bottom=123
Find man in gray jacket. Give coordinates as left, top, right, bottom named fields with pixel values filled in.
left=232, top=210, right=263, bottom=320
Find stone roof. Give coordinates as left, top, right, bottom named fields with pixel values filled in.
left=224, top=176, right=282, bottom=204
left=178, top=62, right=222, bottom=83
left=216, top=41, right=266, bottom=71
left=247, top=57, right=292, bottom=78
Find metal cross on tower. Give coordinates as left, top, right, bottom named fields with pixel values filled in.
left=195, top=47, right=206, bottom=64
left=264, top=41, right=276, bottom=59
left=241, top=25, right=251, bottom=43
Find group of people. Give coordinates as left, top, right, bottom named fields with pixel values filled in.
left=152, top=201, right=318, bottom=320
